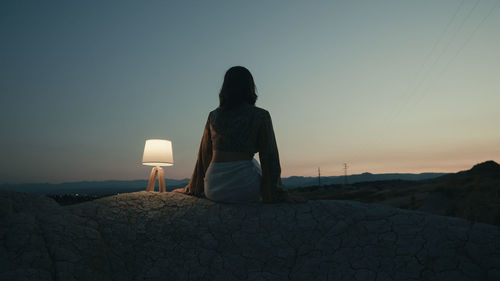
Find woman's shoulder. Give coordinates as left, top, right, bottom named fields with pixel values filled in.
left=251, top=105, right=268, bottom=113
left=250, top=105, right=271, bottom=118
left=209, top=107, right=219, bottom=116
left=209, top=104, right=270, bottom=116
left=208, top=105, right=272, bottom=129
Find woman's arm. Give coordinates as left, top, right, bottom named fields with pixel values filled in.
left=182, top=113, right=213, bottom=196
left=258, top=111, right=287, bottom=203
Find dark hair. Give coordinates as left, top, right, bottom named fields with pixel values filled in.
left=218, top=66, right=257, bottom=109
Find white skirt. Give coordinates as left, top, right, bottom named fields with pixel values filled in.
left=204, top=158, right=262, bottom=203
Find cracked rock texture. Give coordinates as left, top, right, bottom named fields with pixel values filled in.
left=1, top=190, right=499, bottom=281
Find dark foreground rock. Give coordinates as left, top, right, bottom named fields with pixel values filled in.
left=0, top=190, right=499, bottom=281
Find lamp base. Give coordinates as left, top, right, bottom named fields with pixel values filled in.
left=146, top=166, right=166, bottom=192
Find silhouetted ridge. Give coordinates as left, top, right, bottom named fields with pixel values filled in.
left=470, top=160, right=500, bottom=173
left=468, top=160, right=500, bottom=176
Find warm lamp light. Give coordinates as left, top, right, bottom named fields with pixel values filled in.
left=142, top=139, right=173, bottom=192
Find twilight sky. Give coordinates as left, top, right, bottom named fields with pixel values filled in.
left=1, top=0, right=499, bottom=184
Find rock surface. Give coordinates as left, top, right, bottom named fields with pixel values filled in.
left=1, top=190, right=499, bottom=281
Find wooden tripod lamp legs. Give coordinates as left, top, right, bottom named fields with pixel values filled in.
left=158, top=168, right=166, bottom=192
left=146, top=167, right=157, bottom=191
left=146, top=166, right=166, bottom=192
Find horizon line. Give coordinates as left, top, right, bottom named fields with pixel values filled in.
left=0, top=170, right=452, bottom=186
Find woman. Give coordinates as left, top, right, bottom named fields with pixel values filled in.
left=173, top=66, right=307, bottom=204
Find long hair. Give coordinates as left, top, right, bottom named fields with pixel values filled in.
left=218, top=66, right=257, bottom=109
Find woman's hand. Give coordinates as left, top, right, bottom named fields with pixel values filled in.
left=284, top=193, right=308, bottom=203
left=172, top=187, right=187, bottom=194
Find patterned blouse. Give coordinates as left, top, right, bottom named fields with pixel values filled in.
left=183, top=103, right=287, bottom=203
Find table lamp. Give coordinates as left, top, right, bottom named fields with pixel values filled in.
left=142, top=139, right=173, bottom=192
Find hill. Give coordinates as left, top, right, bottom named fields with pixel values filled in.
left=291, top=161, right=500, bottom=226
left=1, top=190, right=499, bottom=280
left=0, top=172, right=447, bottom=194
left=0, top=179, right=190, bottom=195
left=282, top=172, right=447, bottom=188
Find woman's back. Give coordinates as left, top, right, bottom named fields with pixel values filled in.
left=209, top=103, right=269, bottom=155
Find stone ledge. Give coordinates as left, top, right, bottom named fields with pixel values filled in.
left=1, top=190, right=499, bottom=281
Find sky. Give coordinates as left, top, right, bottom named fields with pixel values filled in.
left=1, top=0, right=499, bottom=184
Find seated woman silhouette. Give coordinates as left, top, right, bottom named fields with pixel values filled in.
left=173, top=66, right=307, bottom=204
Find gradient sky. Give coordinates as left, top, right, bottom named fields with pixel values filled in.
left=1, top=0, right=499, bottom=184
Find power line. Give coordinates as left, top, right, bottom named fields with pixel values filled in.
left=337, top=0, right=496, bottom=170
left=408, top=0, right=482, bottom=110
left=413, top=0, right=500, bottom=107
left=396, top=0, right=480, bottom=118
left=358, top=0, right=483, bottom=163
left=353, top=0, right=468, bottom=163
left=382, top=0, right=466, bottom=126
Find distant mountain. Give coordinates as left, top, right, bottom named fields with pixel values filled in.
left=281, top=172, right=447, bottom=188
left=0, top=172, right=448, bottom=194
left=0, top=179, right=190, bottom=195
left=0, top=170, right=450, bottom=194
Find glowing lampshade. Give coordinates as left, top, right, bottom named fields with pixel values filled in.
left=142, top=139, right=173, bottom=193
left=142, top=139, right=173, bottom=167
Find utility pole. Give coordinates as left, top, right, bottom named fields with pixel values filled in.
left=318, top=167, right=321, bottom=186
left=343, top=163, right=348, bottom=185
